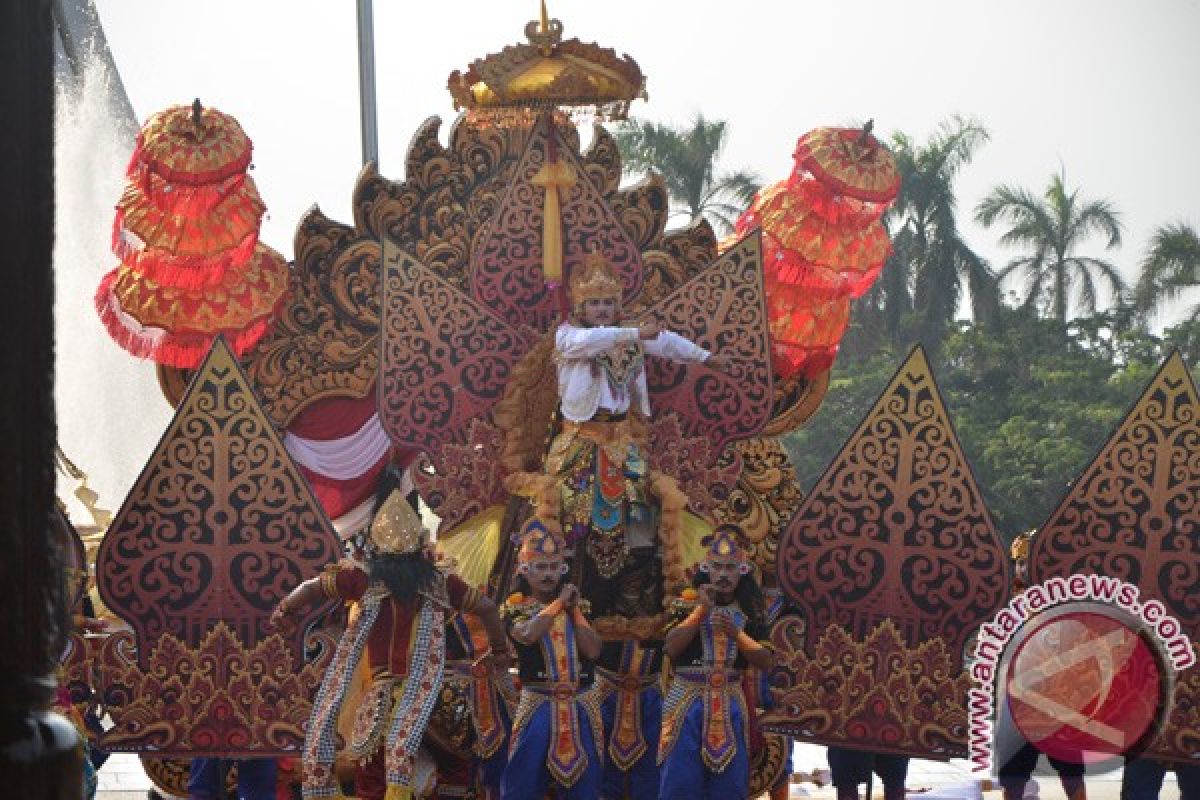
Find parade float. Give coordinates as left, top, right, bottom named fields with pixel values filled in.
left=58, top=3, right=1199, bottom=798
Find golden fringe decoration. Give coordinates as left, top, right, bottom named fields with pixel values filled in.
left=651, top=471, right=687, bottom=597
left=495, top=333, right=560, bottom=476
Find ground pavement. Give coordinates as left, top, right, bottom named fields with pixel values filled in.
left=96, top=743, right=1172, bottom=799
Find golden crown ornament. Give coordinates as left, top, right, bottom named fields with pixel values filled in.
left=568, top=250, right=623, bottom=308
left=369, top=489, right=428, bottom=555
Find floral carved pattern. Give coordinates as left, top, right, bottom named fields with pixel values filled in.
left=470, top=121, right=644, bottom=331
left=645, top=233, right=775, bottom=457
left=777, top=347, right=1009, bottom=671
left=646, top=414, right=744, bottom=515
left=713, top=438, right=804, bottom=578
left=761, top=616, right=972, bottom=758
left=245, top=212, right=380, bottom=427
left=412, top=418, right=508, bottom=533
left=1028, top=352, right=1200, bottom=762
left=97, top=338, right=341, bottom=673
left=95, top=625, right=334, bottom=756
left=246, top=118, right=657, bottom=428
left=379, top=242, right=534, bottom=453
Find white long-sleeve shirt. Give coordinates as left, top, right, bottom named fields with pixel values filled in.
left=555, top=323, right=711, bottom=422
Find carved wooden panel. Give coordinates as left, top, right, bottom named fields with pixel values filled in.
left=762, top=615, right=972, bottom=758
left=1028, top=352, right=1200, bottom=762
left=379, top=241, right=534, bottom=452
left=470, top=121, right=644, bottom=331
left=769, top=347, right=1009, bottom=758
left=95, top=337, right=340, bottom=754
left=246, top=117, right=695, bottom=429
left=644, top=234, right=775, bottom=468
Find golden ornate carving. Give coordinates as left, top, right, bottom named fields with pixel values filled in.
left=447, top=7, right=646, bottom=122
left=713, top=438, right=803, bottom=578
left=748, top=732, right=791, bottom=798
left=762, top=616, right=972, bottom=758
left=244, top=114, right=688, bottom=429
left=96, top=624, right=335, bottom=755
left=1029, top=352, right=1200, bottom=762
left=763, top=368, right=831, bottom=437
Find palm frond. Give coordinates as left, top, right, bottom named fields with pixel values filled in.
left=1135, top=222, right=1200, bottom=310
left=1069, top=200, right=1123, bottom=250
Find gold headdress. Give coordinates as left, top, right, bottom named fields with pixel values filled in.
left=568, top=250, right=622, bottom=308
left=1010, top=531, right=1034, bottom=562
left=517, top=518, right=566, bottom=565
left=703, top=524, right=751, bottom=571
left=369, top=489, right=428, bottom=555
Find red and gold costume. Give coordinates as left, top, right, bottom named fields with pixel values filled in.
left=301, top=492, right=477, bottom=800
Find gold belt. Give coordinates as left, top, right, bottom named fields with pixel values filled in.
left=672, top=666, right=741, bottom=690
left=522, top=680, right=580, bottom=702
left=595, top=667, right=659, bottom=692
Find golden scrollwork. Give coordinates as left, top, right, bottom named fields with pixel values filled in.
left=713, top=438, right=804, bottom=579
left=1029, top=352, right=1200, bottom=762
left=762, top=616, right=972, bottom=758
left=244, top=113, right=710, bottom=428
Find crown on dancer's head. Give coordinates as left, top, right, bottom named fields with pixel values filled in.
left=1010, top=530, right=1035, bottom=561
left=568, top=249, right=622, bottom=308
left=701, top=524, right=752, bottom=574
left=369, top=490, right=428, bottom=555
left=517, top=518, right=567, bottom=569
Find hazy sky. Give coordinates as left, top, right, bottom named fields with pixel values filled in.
left=94, top=0, right=1200, bottom=320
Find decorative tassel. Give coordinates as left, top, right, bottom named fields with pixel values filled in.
left=531, top=124, right=576, bottom=286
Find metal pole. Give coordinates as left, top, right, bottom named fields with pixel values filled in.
left=356, top=0, right=379, bottom=167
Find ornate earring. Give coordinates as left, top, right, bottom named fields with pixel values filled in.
left=737, top=563, right=751, bottom=575
left=558, top=563, right=569, bottom=576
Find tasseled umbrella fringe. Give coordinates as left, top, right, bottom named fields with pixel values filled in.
left=111, top=220, right=259, bottom=290
left=95, top=272, right=284, bottom=369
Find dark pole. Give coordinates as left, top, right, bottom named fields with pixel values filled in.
left=0, top=0, right=81, bottom=797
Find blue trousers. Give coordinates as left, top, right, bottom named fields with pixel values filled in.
left=599, top=685, right=662, bottom=800
left=1121, top=757, right=1200, bottom=800
left=659, top=696, right=749, bottom=800
left=187, top=758, right=276, bottom=800
left=501, top=698, right=602, bottom=800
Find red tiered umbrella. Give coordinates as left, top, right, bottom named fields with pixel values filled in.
left=736, top=124, right=899, bottom=379
left=95, top=101, right=289, bottom=368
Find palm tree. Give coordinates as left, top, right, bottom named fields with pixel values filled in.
left=1134, top=221, right=1200, bottom=322
left=856, top=115, right=998, bottom=351
left=614, top=114, right=760, bottom=235
left=976, top=172, right=1125, bottom=325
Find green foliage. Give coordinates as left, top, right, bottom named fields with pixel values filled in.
left=848, top=116, right=998, bottom=356
left=784, top=308, right=1196, bottom=543
left=614, top=113, right=761, bottom=235
left=1135, top=221, right=1200, bottom=323
left=976, top=171, right=1126, bottom=324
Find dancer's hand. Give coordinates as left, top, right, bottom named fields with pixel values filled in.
left=269, top=604, right=295, bottom=633
left=637, top=319, right=661, bottom=340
